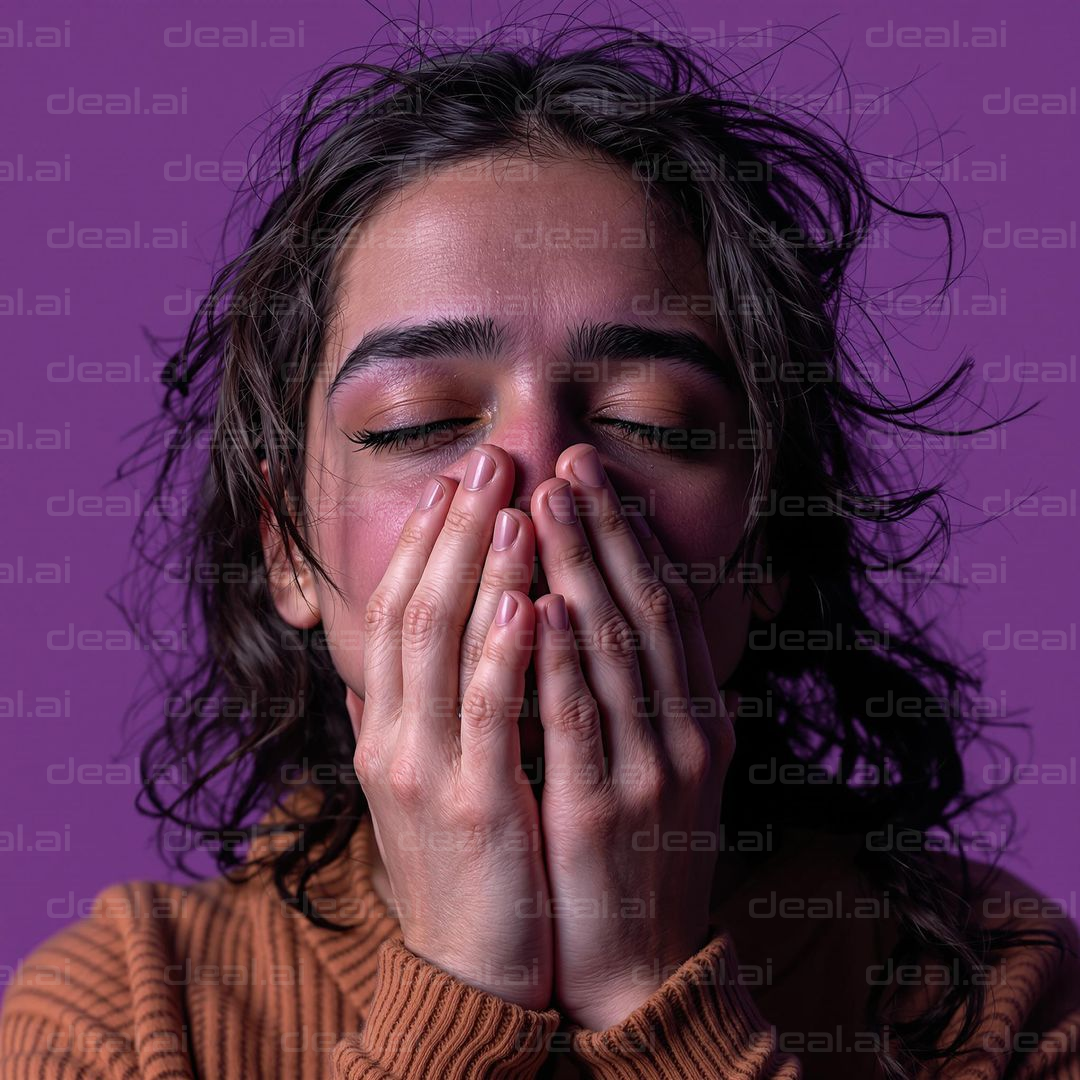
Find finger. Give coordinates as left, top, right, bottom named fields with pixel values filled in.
left=530, top=477, right=652, bottom=768
left=620, top=498, right=721, bottom=702
left=459, top=508, right=536, bottom=696
left=555, top=444, right=690, bottom=727
left=532, top=594, right=607, bottom=792
left=605, top=482, right=734, bottom=766
left=459, top=589, right=536, bottom=789
left=398, top=444, right=516, bottom=762
left=361, top=472, right=460, bottom=744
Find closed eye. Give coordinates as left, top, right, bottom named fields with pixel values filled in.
left=345, top=416, right=695, bottom=455
left=593, top=417, right=687, bottom=451
left=345, top=417, right=474, bottom=454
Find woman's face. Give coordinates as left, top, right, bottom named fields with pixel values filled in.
left=268, top=150, right=769, bottom=757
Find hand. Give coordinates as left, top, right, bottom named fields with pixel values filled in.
left=528, top=444, right=736, bottom=1031
left=346, top=445, right=553, bottom=1009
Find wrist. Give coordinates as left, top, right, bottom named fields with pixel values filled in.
left=563, top=931, right=712, bottom=1030
left=566, top=981, right=663, bottom=1031
left=406, top=942, right=552, bottom=1011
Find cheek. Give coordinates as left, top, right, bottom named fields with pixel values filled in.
left=310, top=485, right=422, bottom=694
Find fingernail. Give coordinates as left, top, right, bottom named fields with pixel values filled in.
left=496, top=591, right=518, bottom=626
left=628, top=510, right=652, bottom=540
left=493, top=509, right=519, bottom=551
left=572, top=447, right=606, bottom=487
left=545, top=594, right=569, bottom=630
left=464, top=448, right=496, bottom=491
left=547, top=483, right=577, bottom=524
left=417, top=476, right=444, bottom=509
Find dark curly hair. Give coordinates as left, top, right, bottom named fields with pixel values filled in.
left=109, top=17, right=1066, bottom=1078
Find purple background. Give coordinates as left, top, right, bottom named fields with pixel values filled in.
left=3, top=0, right=1078, bottom=991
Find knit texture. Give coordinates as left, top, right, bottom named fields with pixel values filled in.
left=2, top=783, right=1078, bottom=1079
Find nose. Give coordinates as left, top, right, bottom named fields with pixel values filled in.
left=487, top=406, right=583, bottom=518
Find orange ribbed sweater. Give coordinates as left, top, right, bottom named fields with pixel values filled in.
left=2, top=783, right=1078, bottom=1079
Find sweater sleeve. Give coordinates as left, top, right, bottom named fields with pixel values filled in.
left=559, top=932, right=802, bottom=1079
left=330, top=937, right=562, bottom=1080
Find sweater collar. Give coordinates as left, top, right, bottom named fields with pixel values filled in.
left=242, top=784, right=882, bottom=1019
left=244, top=784, right=403, bottom=1015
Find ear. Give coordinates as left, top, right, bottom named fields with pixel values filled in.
left=748, top=529, right=788, bottom=623
left=258, top=459, right=321, bottom=630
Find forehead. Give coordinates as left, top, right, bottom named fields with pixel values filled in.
left=322, top=151, right=714, bottom=368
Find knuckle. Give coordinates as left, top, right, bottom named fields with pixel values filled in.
left=551, top=540, right=596, bottom=575
left=594, top=504, right=630, bottom=540
left=635, top=578, right=677, bottom=630
left=485, top=560, right=533, bottom=593
left=363, top=589, right=399, bottom=633
left=551, top=691, right=600, bottom=740
left=458, top=685, right=504, bottom=737
left=397, top=520, right=428, bottom=552
left=402, top=589, right=443, bottom=649
left=440, top=504, right=477, bottom=539
left=352, top=739, right=383, bottom=787
left=386, top=756, right=427, bottom=805
left=589, top=609, right=639, bottom=668
left=481, top=628, right=517, bottom=668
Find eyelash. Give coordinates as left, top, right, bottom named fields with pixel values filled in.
left=345, top=417, right=688, bottom=455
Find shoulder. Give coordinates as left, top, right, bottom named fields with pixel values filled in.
left=878, top=849, right=1080, bottom=1077
left=800, top=834, right=1080, bottom=1073
left=0, top=874, right=265, bottom=1076
left=0, top=793, right=392, bottom=1078
left=929, top=850, right=1080, bottom=1016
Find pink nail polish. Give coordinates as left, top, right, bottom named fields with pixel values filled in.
left=464, top=448, right=496, bottom=491
left=417, top=476, right=444, bottom=509
left=546, top=595, right=569, bottom=630
left=572, top=448, right=606, bottom=487
left=496, top=591, right=518, bottom=626
left=547, top=483, right=577, bottom=524
left=493, top=510, right=519, bottom=551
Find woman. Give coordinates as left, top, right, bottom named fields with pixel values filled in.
left=2, top=23, right=1076, bottom=1080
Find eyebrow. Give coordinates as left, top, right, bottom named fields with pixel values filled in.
left=325, top=315, right=736, bottom=402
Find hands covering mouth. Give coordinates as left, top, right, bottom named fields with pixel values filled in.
left=345, top=442, right=734, bottom=1030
